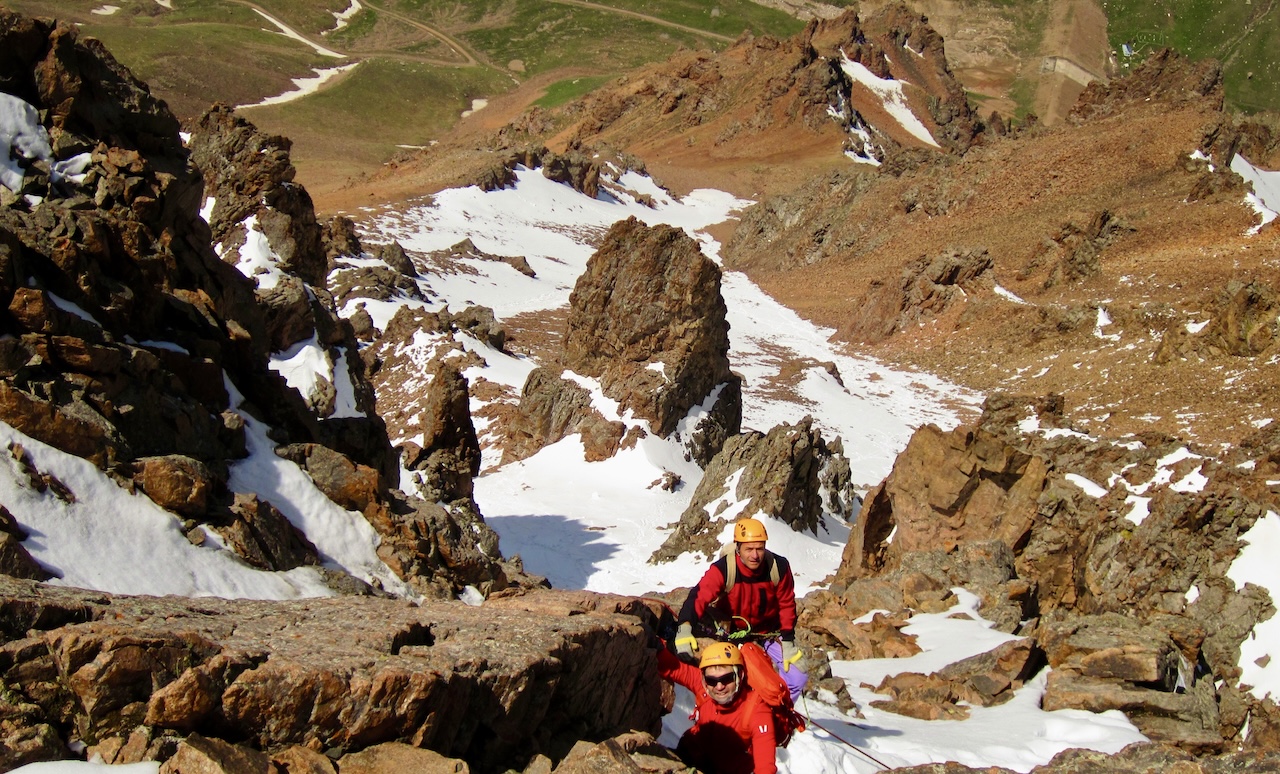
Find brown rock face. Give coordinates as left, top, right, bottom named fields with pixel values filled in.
left=338, top=742, right=469, bottom=773
left=504, top=367, right=627, bottom=464
left=187, top=104, right=394, bottom=484
left=818, top=391, right=1280, bottom=751
left=0, top=7, right=509, bottom=600
left=806, top=5, right=983, bottom=155
left=0, top=13, right=267, bottom=473
left=843, top=418, right=1048, bottom=579
left=1070, top=48, right=1224, bottom=122
left=207, top=494, right=319, bottom=573
left=0, top=531, right=50, bottom=581
left=0, top=578, right=665, bottom=773
left=132, top=455, right=218, bottom=517
left=366, top=492, right=507, bottom=599
left=563, top=217, right=736, bottom=438
left=508, top=217, right=740, bottom=466
left=188, top=105, right=325, bottom=288
left=159, top=734, right=278, bottom=774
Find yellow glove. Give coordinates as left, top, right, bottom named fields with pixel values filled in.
left=781, top=639, right=806, bottom=673
left=675, top=622, right=699, bottom=662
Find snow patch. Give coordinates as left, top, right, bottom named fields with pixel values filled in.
left=836, top=52, right=939, bottom=148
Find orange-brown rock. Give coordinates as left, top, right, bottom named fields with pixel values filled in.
left=0, top=578, right=664, bottom=773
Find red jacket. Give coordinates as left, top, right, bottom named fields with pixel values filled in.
left=678, top=551, right=797, bottom=639
left=657, top=648, right=777, bottom=774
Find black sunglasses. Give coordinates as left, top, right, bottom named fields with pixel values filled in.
left=703, top=672, right=737, bottom=688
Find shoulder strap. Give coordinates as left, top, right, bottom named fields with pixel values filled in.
left=719, top=544, right=737, bottom=592
left=730, top=689, right=765, bottom=741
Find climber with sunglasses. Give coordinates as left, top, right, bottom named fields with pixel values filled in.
left=656, top=640, right=777, bottom=774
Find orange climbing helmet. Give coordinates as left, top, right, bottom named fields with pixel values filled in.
left=699, top=641, right=744, bottom=669
left=733, top=517, right=768, bottom=543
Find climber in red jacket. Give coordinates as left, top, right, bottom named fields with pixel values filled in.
left=675, top=517, right=808, bottom=700
left=657, top=640, right=778, bottom=774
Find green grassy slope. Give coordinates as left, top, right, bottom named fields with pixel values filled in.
left=5, top=0, right=1273, bottom=196
left=1104, top=0, right=1280, bottom=113
left=3, top=0, right=801, bottom=196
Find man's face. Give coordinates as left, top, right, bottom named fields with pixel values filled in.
left=738, top=540, right=766, bottom=571
left=703, top=665, right=739, bottom=705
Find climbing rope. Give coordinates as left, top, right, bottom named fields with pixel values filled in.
left=798, top=692, right=893, bottom=772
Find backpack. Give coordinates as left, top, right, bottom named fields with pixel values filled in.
left=720, top=544, right=781, bottom=593
left=737, top=641, right=806, bottom=747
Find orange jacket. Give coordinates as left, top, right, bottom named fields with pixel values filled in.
left=657, top=647, right=777, bottom=774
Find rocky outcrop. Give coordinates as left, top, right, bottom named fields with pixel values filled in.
left=465, top=144, right=649, bottom=203
left=0, top=13, right=262, bottom=472
left=503, top=367, right=628, bottom=464
left=868, top=637, right=1035, bottom=720
left=807, top=4, right=984, bottom=155
left=0, top=578, right=665, bottom=773
left=651, top=417, right=858, bottom=562
left=1019, top=210, right=1134, bottom=289
left=204, top=493, right=321, bottom=573
left=1071, top=48, right=1224, bottom=122
left=506, top=217, right=741, bottom=467
left=400, top=361, right=482, bottom=503
left=810, top=392, right=1280, bottom=750
left=0, top=9, right=511, bottom=599
left=186, top=105, right=393, bottom=481
left=1202, top=280, right=1280, bottom=356
left=887, top=743, right=1280, bottom=773
left=843, top=247, right=994, bottom=343
left=1154, top=279, right=1280, bottom=364
left=188, top=105, right=326, bottom=287
left=542, top=4, right=981, bottom=181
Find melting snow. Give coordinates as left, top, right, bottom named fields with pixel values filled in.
left=327, top=0, right=362, bottom=33
left=241, top=63, right=360, bottom=109
left=1065, top=473, right=1107, bottom=498
left=252, top=9, right=346, bottom=58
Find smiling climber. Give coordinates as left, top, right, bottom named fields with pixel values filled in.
left=657, top=640, right=777, bottom=774
left=674, top=517, right=808, bottom=701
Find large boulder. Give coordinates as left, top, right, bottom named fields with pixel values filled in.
left=651, top=416, right=858, bottom=562
left=507, top=217, right=741, bottom=466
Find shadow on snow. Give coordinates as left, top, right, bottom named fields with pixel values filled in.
left=487, top=512, right=622, bottom=590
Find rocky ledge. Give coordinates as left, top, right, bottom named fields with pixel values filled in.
left=0, top=579, right=671, bottom=773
